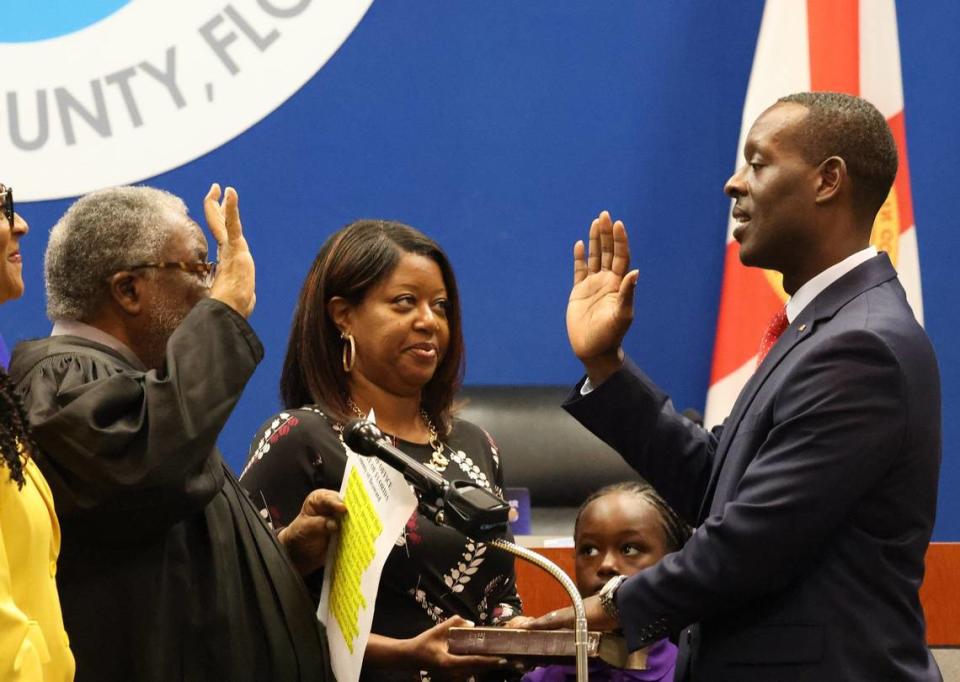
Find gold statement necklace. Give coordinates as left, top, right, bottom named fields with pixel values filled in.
left=346, top=398, right=449, bottom=472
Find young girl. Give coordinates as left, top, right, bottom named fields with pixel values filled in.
left=523, top=481, right=691, bottom=682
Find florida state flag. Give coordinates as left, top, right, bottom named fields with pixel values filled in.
left=704, top=0, right=923, bottom=427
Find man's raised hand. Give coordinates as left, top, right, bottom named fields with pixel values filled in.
left=566, top=211, right=639, bottom=385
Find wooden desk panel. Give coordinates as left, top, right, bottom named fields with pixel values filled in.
left=920, top=543, right=960, bottom=645
left=514, top=547, right=573, bottom=617
left=514, top=547, right=574, bottom=618
left=515, top=543, right=960, bottom=645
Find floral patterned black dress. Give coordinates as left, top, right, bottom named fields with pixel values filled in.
left=241, top=406, right=523, bottom=681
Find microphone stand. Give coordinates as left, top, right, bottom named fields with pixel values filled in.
left=487, top=539, right=589, bottom=682
left=342, top=419, right=589, bottom=681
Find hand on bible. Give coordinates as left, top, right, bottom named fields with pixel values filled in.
left=205, top=183, right=256, bottom=318
left=278, top=488, right=347, bottom=576
left=523, top=593, right=618, bottom=632
left=501, top=615, right=536, bottom=629
left=566, top=211, right=639, bottom=386
left=406, top=616, right=517, bottom=678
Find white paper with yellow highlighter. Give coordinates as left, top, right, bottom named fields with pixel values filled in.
left=317, top=409, right=418, bottom=682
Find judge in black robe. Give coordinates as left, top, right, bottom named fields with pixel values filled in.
left=11, top=300, right=332, bottom=681
left=9, top=185, right=335, bottom=681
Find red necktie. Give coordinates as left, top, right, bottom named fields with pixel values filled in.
left=757, top=306, right=789, bottom=366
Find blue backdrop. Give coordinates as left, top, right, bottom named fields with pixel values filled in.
left=3, top=1, right=958, bottom=538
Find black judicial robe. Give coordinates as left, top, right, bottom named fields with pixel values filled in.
left=10, top=299, right=332, bottom=682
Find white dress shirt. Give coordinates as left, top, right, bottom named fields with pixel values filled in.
left=785, top=245, right=877, bottom=323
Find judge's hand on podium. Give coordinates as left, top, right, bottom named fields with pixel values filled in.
left=566, top=210, right=639, bottom=387
left=277, top=488, right=347, bottom=576
left=520, top=593, right=619, bottom=633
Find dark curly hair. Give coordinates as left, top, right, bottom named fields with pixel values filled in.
left=777, top=92, right=898, bottom=221
left=0, top=367, right=34, bottom=489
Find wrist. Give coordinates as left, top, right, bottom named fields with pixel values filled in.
left=598, top=574, right=628, bottom=621
left=365, top=634, right=418, bottom=668
left=209, top=292, right=249, bottom=318
left=582, top=348, right=624, bottom=387
left=277, top=525, right=312, bottom=576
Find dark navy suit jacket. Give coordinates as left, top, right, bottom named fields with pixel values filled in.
left=565, top=254, right=941, bottom=681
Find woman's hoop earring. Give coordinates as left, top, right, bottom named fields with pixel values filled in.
left=341, top=331, right=356, bottom=373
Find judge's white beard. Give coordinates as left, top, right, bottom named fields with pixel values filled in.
left=141, top=296, right=192, bottom=372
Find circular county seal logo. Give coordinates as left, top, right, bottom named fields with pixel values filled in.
left=1, top=0, right=372, bottom=201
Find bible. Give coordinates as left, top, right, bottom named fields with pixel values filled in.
left=447, top=627, right=648, bottom=670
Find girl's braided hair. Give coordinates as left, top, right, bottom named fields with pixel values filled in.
left=575, top=481, right=692, bottom=553
left=0, top=368, right=34, bottom=489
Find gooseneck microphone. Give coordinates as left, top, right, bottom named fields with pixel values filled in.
left=344, top=419, right=591, bottom=680
left=343, top=418, right=447, bottom=495
left=343, top=419, right=511, bottom=540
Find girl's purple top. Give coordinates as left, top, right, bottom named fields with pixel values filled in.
left=520, top=638, right=677, bottom=682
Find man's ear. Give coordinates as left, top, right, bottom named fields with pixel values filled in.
left=107, top=271, right=144, bottom=315
left=326, top=296, right=352, bottom=333
left=815, top=156, right=847, bottom=204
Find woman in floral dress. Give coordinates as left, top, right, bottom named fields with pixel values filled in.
left=242, top=220, right=522, bottom=681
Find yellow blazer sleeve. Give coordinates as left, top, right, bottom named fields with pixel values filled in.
left=0, top=505, right=47, bottom=681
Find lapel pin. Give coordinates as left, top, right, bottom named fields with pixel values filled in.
left=798, top=324, right=807, bottom=332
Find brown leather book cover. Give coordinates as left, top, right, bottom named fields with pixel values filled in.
left=447, top=627, right=648, bottom=670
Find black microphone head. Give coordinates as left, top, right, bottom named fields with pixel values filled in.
left=343, top=419, right=385, bottom=456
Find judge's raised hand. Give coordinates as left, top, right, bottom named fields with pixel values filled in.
left=566, top=211, right=639, bottom=386
left=205, top=183, right=256, bottom=318
left=278, top=489, right=347, bottom=576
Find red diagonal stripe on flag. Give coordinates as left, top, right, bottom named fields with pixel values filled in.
left=709, top=242, right=786, bottom=384
left=808, top=0, right=859, bottom=95
left=707, top=0, right=925, bottom=427
left=888, top=112, right=915, bottom=233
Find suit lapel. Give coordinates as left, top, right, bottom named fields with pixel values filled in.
left=695, top=313, right=813, bottom=521
left=695, top=254, right=901, bottom=522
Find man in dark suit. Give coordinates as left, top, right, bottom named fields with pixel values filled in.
left=527, top=93, right=942, bottom=680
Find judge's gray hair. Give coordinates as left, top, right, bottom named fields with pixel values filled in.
left=45, top=186, right=188, bottom=321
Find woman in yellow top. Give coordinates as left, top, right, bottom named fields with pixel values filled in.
left=0, top=183, right=75, bottom=681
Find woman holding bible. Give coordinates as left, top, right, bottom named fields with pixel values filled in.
left=241, top=219, right=522, bottom=681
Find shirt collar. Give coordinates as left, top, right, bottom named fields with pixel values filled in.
left=50, top=319, right=145, bottom=369
left=786, top=246, right=878, bottom=323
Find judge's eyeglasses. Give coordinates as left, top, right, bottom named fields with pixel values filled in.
left=127, top=261, right=218, bottom=287
left=0, top=185, right=13, bottom=227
